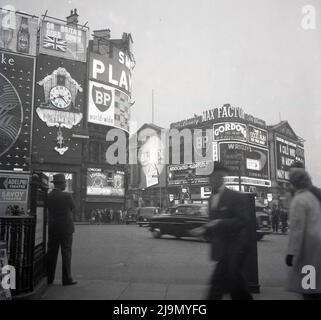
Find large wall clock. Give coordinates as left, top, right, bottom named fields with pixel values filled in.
left=49, top=85, right=72, bottom=109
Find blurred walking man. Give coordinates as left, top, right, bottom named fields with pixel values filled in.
left=191, top=162, right=253, bottom=300
left=47, top=174, right=77, bottom=286
left=286, top=169, right=321, bottom=299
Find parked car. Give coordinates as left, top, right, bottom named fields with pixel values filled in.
left=136, top=207, right=160, bottom=226
left=124, top=208, right=138, bottom=224
left=255, top=204, right=272, bottom=241
left=149, top=204, right=209, bottom=239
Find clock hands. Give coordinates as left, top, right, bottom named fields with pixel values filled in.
left=59, top=95, right=68, bottom=103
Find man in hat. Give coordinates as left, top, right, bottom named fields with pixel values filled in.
left=289, top=161, right=321, bottom=203
left=47, top=173, right=77, bottom=286
left=191, top=162, right=253, bottom=300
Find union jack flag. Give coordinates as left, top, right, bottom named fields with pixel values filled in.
left=43, top=36, right=67, bottom=52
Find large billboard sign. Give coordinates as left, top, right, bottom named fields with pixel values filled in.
left=0, top=8, right=38, bottom=56
left=0, top=173, right=29, bottom=216
left=89, top=47, right=133, bottom=96
left=39, top=20, right=87, bottom=62
left=88, top=80, right=130, bottom=132
left=88, top=46, right=133, bottom=131
left=138, top=133, right=165, bottom=188
left=213, top=122, right=247, bottom=142
left=87, top=168, right=125, bottom=197
left=202, top=104, right=266, bottom=127
left=168, top=162, right=211, bottom=186
left=247, top=125, right=268, bottom=147
left=0, top=51, right=35, bottom=171
left=275, top=136, right=305, bottom=181
left=219, top=142, right=270, bottom=182
left=33, top=55, right=85, bottom=161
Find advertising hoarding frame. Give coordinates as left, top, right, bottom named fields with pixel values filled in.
left=274, top=134, right=305, bottom=182
left=0, top=8, right=38, bottom=56
left=86, top=168, right=125, bottom=197
left=213, top=122, right=247, bottom=142
left=39, top=18, right=88, bottom=62
left=0, top=50, right=36, bottom=172
left=33, top=54, right=86, bottom=161
left=247, top=124, right=268, bottom=147
left=218, top=141, right=270, bottom=184
left=89, top=48, right=133, bottom=96
left=0, top=172, right=30, bottom=216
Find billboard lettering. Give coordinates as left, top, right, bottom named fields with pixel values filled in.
left=39, top=20, right=87, bottom=62
left=220, top=142, right=270, bottom=181
left=213, top=122, right=247, bottom=141
left=275, top=136, right=305, bottom=181
left=89, top=46, right=133, bottom=96
left=248, top=125, right=268, bottom=147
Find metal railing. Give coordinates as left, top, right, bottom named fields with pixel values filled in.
left=0, top=216, right=45, bottom=296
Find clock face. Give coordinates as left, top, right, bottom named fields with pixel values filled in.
left=49, top=86, right=72, bottom=109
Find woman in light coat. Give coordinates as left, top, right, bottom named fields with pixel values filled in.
left=286, top=170, right=321, bottom=300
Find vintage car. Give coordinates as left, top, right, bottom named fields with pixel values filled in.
left=150, top=202, right=272, bottom=241
left=149, top=204, right=209, bottom=239
left=255, top=204, right=272, bottom=241
left=124, top=208, right=139, bottom=224
left=136, top=207, right=160, bottom=226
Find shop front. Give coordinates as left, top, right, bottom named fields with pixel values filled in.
left=84, top=167, right=125, bottom=221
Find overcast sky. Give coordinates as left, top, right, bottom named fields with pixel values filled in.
left=8, top=0, right=321, bottom=185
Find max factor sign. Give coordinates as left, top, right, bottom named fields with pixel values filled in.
left=202, top=104, right=266, bottom=127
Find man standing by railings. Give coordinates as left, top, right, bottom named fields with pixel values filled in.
left=191, top=162, right=253, bottom=300
left=46, top=174, right=77, bottom=286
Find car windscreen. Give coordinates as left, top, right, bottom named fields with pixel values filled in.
left=139, top=208, right=157, bottom=216
left=175, top=206, right=208, bottom=217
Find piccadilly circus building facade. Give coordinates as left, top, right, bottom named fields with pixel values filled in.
left=0, top=8, right=135, bottom=221
left=167, top=104, right=305, bottom=207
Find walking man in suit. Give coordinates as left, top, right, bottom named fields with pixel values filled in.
left=47, top=173, right=77, bottom=286
left=191, top=162, right=253, bottom=300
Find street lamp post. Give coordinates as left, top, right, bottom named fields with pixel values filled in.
left=237, top=154, right=243, bottom=192
left=185, top=168, right=195, bottom=203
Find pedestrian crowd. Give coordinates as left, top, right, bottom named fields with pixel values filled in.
left=89, top=208, right=125, bottom=224
left=271, top=204, right=288, bottom=234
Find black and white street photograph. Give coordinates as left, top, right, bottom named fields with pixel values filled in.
left=0, top=0, right=321, bottom=307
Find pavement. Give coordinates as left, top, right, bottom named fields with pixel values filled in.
left=42, top=280, right=302, bottom=300
left=41, top=225, right=303, bottom=300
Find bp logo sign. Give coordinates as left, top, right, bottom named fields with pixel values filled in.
left=91, top=83, right=113, bottom=112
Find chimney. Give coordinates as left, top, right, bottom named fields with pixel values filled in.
left=66, top=8, right=79, bottom=25
left=93, top=29, right=111, bottom=40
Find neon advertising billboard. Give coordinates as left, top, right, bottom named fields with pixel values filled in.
left=219, top=142, right=270, bottom=186
left=0, top=50, right=35, bottom=171
left=213, top=122, right=247, bottom=142
left=275, top=135, right=305, bottom=181
left=33, top=55, right=85, bottom=162
left=87, top=46, right=133, bottom=132
left=87, top=168, right=125, bottom=197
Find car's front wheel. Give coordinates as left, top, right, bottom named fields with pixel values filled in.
left=152, top=229, right=162, bottom=238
